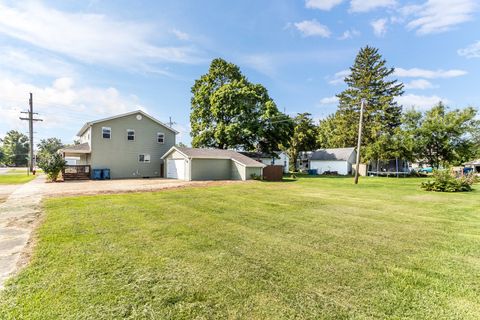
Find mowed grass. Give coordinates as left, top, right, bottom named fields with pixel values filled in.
left=1, top=177, right=479, bottom=319
left=0, top=172, right=36, bottom=185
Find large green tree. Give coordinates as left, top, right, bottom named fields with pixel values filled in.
left=403, top=103, right=479, bottom=168
left=331, top=46, right=404, bottom=161
left=287, top=113, right=318, bottom=171
left=1, top=130, right=29, bottom=166
left=37, top=138, right=64, bottom=156
left=190, top=58, right=292, bottom=154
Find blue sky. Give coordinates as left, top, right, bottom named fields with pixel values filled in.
left=0, top=0, right=479, bottom=146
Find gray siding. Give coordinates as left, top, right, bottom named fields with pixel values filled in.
left=190, top=159, right=231, bottom=180
left=89, top=113, right=175, bottom=179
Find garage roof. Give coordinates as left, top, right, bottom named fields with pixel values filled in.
left=59, top=142, right=91, bottom=154
left=310, top=147, right=355, bottom=161
left=164, top=147, right=266, bottom=167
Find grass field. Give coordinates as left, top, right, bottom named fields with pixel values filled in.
left=1, top=177, right=479, bottom=319
left=0, top=172, right=36, bottom=185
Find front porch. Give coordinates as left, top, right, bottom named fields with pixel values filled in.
left=59, top=143, right=92, bottom=181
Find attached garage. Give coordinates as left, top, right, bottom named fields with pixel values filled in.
left=162, top=146, right=265, bottom=181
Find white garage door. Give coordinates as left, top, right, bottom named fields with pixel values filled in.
left=167, top=159, right=185, bottom=179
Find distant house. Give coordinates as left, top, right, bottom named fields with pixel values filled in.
left=60, top=110, right=177, bottom=179
left=162, top=146, right=265, bottom=181
left=239, top=151, right=290, bottom=173
left=298, top=147, right=356, bottom=175
left=464, top=159, right=480, bottom=176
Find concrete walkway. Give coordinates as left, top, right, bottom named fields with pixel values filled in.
left=0, top=175, right=45, bottom=289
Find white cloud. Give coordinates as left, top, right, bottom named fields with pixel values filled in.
left=338, top=29, right=360, bottom=40
left=305, top=0, right=344, bottom=11
left=394, top=68, right=467, bottom=79
left=405, top=0, right=477, bottom=35
left=0, top=2, right=203, bottom=71
left=294, top=20, right=331, bottom=38
left=371, top=18, right=388, bottom=37
left=242, top=54, right=278, bottom=77
left=171, top=29, right=190, bottom=41
left=319, top=96, right=339, bottom=105
left=350, top=0, right=396, bottom=13
left=0, top=73, right=141, bottom=137
left=403, top=79, right=435, bottom=90
left=0, top=47, right=74, bottom=78
left=458, top=41, right=480, bottom=58
left=328, top=69, right=350, bottom=85
left=396, top=94, right=447, bottom=110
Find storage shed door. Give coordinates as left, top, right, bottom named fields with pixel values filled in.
left=167, top=159, right=185, bottom=179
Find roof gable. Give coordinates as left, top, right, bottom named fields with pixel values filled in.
left=163, top=147, right=266, bottom=167
left=310, top=147, right=356, bottom=161
left=77, top=110, right=178, bottom=136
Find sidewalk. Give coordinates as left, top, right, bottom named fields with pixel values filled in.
left=0, top=175, right=45, bottom=289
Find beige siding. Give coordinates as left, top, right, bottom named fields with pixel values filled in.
left=89, top=113, right=175, bottom=179
left=64, top=153, right=89, bottom=165
left=190, top=159, right=231, bottom=180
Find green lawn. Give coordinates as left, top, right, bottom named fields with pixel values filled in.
left=1, top=177, right=479, bottom=319
left=0, top=172, right=36, bottom=185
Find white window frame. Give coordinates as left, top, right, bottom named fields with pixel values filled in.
left=138, top=154, right=151, bottom=163
left=127, top=129, right=135, bottom=141
left=102, top=127, right=111, bottom=139
left=157, top=132, right=165, bottom=144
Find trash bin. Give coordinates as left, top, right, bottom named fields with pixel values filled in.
left=92, top=169, right=102, bottom=180
left=102, top=168, right=111, bottom=180
left=308, top=169, right=318, bottom=175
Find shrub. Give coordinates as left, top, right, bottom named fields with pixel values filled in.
left=421, top=170, right=477, bottom=192
left=250, top=173, right=262, bottom=180
left=37, top=153, right=66, bottom=182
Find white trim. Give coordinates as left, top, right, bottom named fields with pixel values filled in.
left=138, top=154, right=151, bottom=163
left=102, top=127, right=111, bottom=139
left=157, top=132, right=165, bottom=144
left=77, top=110, right=179, bottom=136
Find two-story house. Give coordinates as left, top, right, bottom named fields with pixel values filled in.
left=60, top=110, right=178, bottom=179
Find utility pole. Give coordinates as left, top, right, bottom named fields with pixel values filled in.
left=19, top=93, right=43, bottom=172
left=354, top=99, right=366, bottom=185
left=168, top=116, right=177, bottom=128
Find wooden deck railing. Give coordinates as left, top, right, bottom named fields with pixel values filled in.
left=62, top=165, right=91, bottom=180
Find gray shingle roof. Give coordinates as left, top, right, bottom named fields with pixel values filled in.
left=59, top=142, right=91, bottom=153
left=175, top=147, right=266, bottom=167
left=310, top=147, right=355, bottom=161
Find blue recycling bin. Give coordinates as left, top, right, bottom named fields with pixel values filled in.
left=308, top=169, right=318, bottom=175
left=102, top=168, right=111, bottom=180
left=92, top=169, right=102, bottom=180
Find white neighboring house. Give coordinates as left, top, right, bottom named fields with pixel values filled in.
left=239, top=151, right=290, bottom=173
left=308, top=147, right=356, bottom=175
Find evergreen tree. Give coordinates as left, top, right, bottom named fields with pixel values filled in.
left=334, top=46, right=404, bottom=161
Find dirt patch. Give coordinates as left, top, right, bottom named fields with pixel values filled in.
left=42, top=178, right=249, bottom=198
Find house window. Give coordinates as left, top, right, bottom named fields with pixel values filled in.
left=102, top=127, right=111, bottom=139
left=139, top=154, right=151, bottom=163
left=157, top=132, right=165, bottom=144
left=127, top=129, right=135, bottom=141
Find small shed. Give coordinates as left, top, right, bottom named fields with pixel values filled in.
left=464, top=159, right=480, bottom=176
left=161, top=146, right=265, bottom=181
left=309, top=147, right=356, bottom=175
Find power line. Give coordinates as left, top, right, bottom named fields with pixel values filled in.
left=19, top=93, right=43, bottom=172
